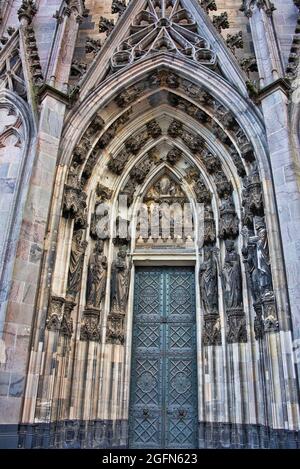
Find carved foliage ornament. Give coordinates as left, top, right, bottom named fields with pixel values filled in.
left=24, top=26, right=43, bottom=86
left=111, top=0, right=216, bottom=69
left=18, top=1, right=37, bottom=24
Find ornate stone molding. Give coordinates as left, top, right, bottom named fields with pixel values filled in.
left=106, top=312, right=125, bottom=345
left=226, top=308, right=247, bottom=344
left=202, top=314, right=222, bottom=346
left=46, top=296, right=65, bottom=332
left=80, top=308, right=101, bottom=342
left=262, top=293, right=279, bottom=333
left=66, top=72, right=257, bottom=191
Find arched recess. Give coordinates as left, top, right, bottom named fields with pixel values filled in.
left=20, top=53, right=300, bottom=449
left=0, top=89, right=36, bottom=323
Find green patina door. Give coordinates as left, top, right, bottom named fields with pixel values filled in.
left=129, top=267, right=198, bottom=449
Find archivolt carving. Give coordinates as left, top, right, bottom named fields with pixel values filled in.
left=64, top=70, right=258, bottom=197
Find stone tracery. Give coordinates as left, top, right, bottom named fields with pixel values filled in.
left=110, top=0, right=216, bottom=69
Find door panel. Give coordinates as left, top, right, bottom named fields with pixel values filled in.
left=129, top=267, right=198, bottom=449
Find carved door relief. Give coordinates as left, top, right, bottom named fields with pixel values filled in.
left=129, top=267, right=198, bottom=449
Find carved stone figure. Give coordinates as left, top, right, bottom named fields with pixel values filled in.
left=110, top=247, right=132, bottom=315
left=199, top=247, right=218, bottom=315
left=146, top=120, right=162, bottom=139
left=125, top=130, right=149, bottom=154
left=194, top=178, right=212, bottom=204
left=181, top=130, right=203, bottom=152
left=115, top=86, right=141, bottom=108
left=60, top=300, right=75, bottom=338
left=214, top=171, right=233, bottom=198
left=67, top=230, right=88, bottom=300
left=166, top=148, right=182, bottom=164
left=130, top=157, right=153, bottom=183
left=219, top=193, right=239, bottom=239
left=203, top=207, right=216, bottom=245
left=86, top=241, right=107, bottom=309
left=222, top=240, right=243, bottom=310
left=242, top=165, right=263, bottom=223
left=255, top=218, right=273, bottom=296
left=168, top=120, right=183, bottom=138
left=202, top=151, right=221, bottom=174
left=241, top=226, right=260, bottom=304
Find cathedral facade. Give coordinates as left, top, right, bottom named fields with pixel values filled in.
left=0, top=0, right=300, bottom=449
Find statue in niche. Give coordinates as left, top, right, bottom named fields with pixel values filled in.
left=111, top=247, right=132, bottom=315
left=242, top=227, right=260, bottom=304
left=221, top=240, right=243, bottom=310
left=86, top=240, right=108, bottom=309
left=254, top=218, right=273, bottom=297
left=67, top=229, right=88, bottom=300
left=199, top=247, right=218, bottom=315
left=242, top=219, right=273, bottom=300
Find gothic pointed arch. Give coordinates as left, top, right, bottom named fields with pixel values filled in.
left=15, top=0, right=300, bottom=451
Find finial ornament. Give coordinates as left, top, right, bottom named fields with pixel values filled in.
left=18, top=0, right=37, bottom=24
